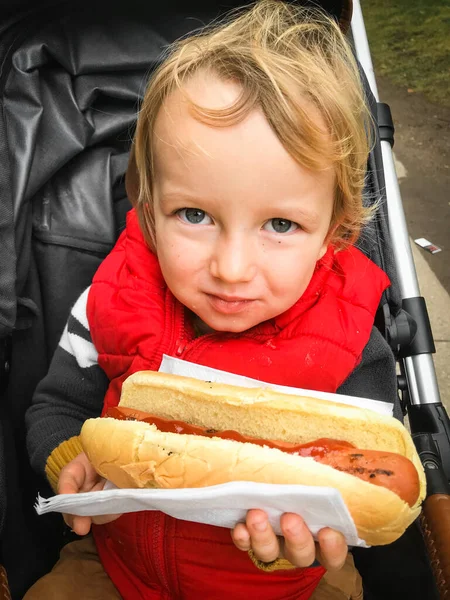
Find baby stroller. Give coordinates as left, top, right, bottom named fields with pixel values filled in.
left=0, top=0, right=449, bottom=598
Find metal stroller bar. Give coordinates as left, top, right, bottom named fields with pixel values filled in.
left=351, top=0, right=441, bottom=408
left=351, top=4, right=450, bottom=596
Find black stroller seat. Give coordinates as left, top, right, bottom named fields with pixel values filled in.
left=0, top=1, right=448, bottom=598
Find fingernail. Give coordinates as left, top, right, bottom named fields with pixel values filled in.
left=285, top=524, right=302, bottom=536
left=252, top=519, right=267, bottom=532
left=237, top=532, right=250, bottom=544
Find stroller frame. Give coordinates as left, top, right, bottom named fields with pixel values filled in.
left=0, top=0, right=449, bottom=597
left=353, top=0, right=442, bottom=409
left=352, top=1, right=450, bottom=595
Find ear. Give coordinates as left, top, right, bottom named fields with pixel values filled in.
left=125, top=145, right=139, bottom=207
left=317, top=226, right=334, bottom=260
left=320, top=220, right=341, bottom=258
left=318, top=242, right=328, bottom=260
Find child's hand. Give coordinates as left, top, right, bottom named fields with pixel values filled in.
left=58, top=452, right=123, bottom=536
left=231, top=509, right=347, bottom=571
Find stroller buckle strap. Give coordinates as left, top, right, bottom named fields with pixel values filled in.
left=0, top=336, right=12, bottom=395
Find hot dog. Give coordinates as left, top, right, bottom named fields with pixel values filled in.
left=105, top=406, right=419, bottom=507
left=80, top=371, right=426, bottom=546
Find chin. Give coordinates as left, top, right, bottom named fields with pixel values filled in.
left=203, top=316, right=260, bottom=334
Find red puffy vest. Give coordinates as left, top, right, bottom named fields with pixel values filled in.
left=87, top=209, right=389, bottom=600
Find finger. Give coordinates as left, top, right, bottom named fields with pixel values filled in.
left=58, top=460, right=88, bottom=495
left=89, top=479, right=107, bottom=493
left=58, top=453, right=103, bottom=495
left=316, top=528, right=348, bottom=571
left=231, top=522, right=251, bottom=551
left=63, top=514, right=92, bottom=536
left=63, top=513, right=74, bottom=530
left=246, top=509, right=279, bottom=563
left=280, top=513, right=316, bottom=568
left=92, top=513, right=123, bottom=526
left=71, top=516, right=93, bottom=536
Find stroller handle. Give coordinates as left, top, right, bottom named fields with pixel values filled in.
left=421, top=496, right=450, bottom=599
left=0, top=564, right=11, bottom=600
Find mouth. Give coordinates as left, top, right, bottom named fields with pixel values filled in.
left=205, top=294, right=256, bottom=315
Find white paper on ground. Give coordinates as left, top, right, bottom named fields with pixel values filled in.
left=35, top=481, right=369, bottom=547
left=159, top=354, right=393, bottom=416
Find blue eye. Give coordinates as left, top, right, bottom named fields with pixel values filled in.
left=177, top=208, right=213, bottom=225
left=263, top=218, right=298, bottom=234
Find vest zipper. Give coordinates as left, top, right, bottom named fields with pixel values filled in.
left=175, top=340, right=186, bottom=356
left=175, top=332, right=219, bottom=362
left=172, top=298, right=187, bottom=356
left=151, top=513, right=172, bottom=595
left=170, top=301, right=271, bottom=361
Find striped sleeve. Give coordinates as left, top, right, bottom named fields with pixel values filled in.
left=26, top=287, right=109, bottom=480
left=59, top=287, right=99, bottom=369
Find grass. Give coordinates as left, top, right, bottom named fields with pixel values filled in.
left=361, top=0, right=450, bottom=107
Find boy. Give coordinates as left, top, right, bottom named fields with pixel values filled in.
left=25, top=2, right=394, bottom=598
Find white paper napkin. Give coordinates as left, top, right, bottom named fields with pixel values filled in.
left=159, top=355, right=393, bottom=416
left=35, top=481, right=369, bottom=547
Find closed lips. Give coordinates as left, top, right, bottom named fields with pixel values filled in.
left=207, top=294, right=254, bottom=302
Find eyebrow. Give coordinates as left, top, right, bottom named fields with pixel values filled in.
left=273, top=204, right=321, bottom=226
left=158, top=192, right=214, bottom=209
left=159, top=192, right=202, bottom=202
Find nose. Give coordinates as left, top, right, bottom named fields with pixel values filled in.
left=210, top=233, right=257, bottom=284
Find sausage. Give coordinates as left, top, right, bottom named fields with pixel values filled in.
left=106, top=406, right=420, bottom=506
left=310, top=446, right=419, bottom=507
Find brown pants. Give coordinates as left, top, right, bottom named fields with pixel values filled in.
left=23, top=536, right=363, bottom=599
left=312, top=557, right=363, bottom=600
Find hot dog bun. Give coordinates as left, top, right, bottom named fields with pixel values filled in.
left=80, top=371, right=426, bottom=546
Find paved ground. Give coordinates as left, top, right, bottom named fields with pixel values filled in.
left=409, top=242, right=450, bottom=410
left=376, top=77, right=450, bottom=412
left=377, top=77, right=450, bottom=293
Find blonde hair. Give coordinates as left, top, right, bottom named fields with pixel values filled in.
left=133, top=0, right=373, bottom=249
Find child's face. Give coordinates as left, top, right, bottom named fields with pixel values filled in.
left=152, top=74, right=335, bottom=333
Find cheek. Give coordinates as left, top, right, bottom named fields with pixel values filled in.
left=156, top=230, right=206, bottom=284
left=265, top=246, right=320, bottom=298
left=158, top=242, right=188, bottom=281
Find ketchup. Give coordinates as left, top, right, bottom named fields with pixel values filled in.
left=106, top=406, right=355, bottom=457
left=105, top=406, right=420, bottom=506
